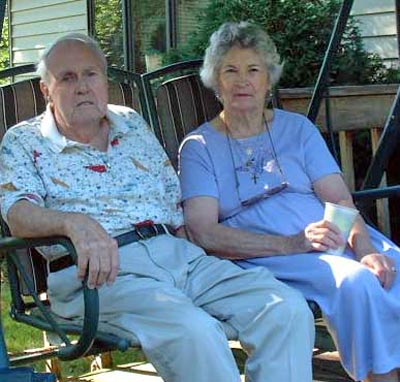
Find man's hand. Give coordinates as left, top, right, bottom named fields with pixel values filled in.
left=64, top=213, right=119, bottom=289
left=360, top=253, right=397, bottom=290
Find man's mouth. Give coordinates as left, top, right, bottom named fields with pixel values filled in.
left=77, top=101, right=94, bottom=107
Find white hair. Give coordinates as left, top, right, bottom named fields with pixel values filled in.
left=36, top=33, right=107, bottom=83
left=200, top=21, right=283, bottom=91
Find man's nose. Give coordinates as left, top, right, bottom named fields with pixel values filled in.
left=76, top=76, right=89, bottom=92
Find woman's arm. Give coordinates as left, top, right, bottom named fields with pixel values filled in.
left=312, top=173, right=377, bottom=259
left=183, top=195, right=339, bottom=259
left=313, top=173, right=396, bottom=288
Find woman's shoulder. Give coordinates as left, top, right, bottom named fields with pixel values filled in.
left=184, top=120, right=223, bottom=142
left=274, top=108, right=318, bottom=133
left=180, top=120, right=225, bottom=153
left=187, top=120, right=218, bottom=136
left=274, top=108, right=312, bottom=124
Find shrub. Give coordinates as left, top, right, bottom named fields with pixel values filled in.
left=163, top=0, right=391, bottom=87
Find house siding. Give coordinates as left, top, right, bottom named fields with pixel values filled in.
left=352, top=0, right=398, bottom=67
left=10, top=0, right=87, bottom=66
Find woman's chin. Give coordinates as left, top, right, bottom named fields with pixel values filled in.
left=227, top=104, right=261, bottom=116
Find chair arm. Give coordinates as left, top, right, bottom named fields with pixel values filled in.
left=0, top=236, right=99, bottom=361
left=352, top=185, right=400, bottom=202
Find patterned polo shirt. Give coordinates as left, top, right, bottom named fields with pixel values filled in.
left=0, top=104, right=183, bottom=237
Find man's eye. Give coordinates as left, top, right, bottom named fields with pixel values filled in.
left=62, top=75, right=74, bottom=82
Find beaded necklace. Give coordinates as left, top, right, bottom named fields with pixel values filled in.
left=221, top=115, right=274, bottom=184
left=227, top=132, right=269, bottom=184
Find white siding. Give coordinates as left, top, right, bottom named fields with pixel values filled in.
left=10, top=0, right=87, bottom=66
left=351, top=0, right=398, bottom=67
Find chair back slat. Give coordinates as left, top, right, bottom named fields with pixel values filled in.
left=0, top=79, right=45, bottom=141
left=155, top=74, right=222, bottom=170
left=108, top=79, right=142, bottom=114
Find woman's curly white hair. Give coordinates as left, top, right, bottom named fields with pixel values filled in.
left=200, top=21, right=283, bottom=92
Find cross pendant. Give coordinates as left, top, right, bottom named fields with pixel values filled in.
left=252, top=172, right=259, bottom=184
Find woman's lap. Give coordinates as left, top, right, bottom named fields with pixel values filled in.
left=235, top=226, right=400, bottom=379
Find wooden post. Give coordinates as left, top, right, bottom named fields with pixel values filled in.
left=371, top=128, right=391, bottom=236
left=339, top=131, right=355, bottom=192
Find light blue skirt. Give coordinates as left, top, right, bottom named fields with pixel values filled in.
left=236, top=226, right=400, bottom=381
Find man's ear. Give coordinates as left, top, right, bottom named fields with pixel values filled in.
left=40, top=81, right=50, bottom=102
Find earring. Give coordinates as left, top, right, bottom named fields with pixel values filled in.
left=265, top=91, right=274, bottom=109
left=46, top=95, right=52, bottom=103
left=215, top=91, right=223, bottom=104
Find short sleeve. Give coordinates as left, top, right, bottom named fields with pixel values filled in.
left=179, top=134, right=219, bottom=202
left=0, top=128, right=46, bottom=224
left=302, top=118, right=341, bottom=182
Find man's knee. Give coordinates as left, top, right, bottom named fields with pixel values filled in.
left=264, top=287, right=314, bottom=333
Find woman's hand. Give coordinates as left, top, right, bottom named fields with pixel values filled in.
left=303, top=219, right=345, bottom=252
left=360, top=253, right=397, bottom=289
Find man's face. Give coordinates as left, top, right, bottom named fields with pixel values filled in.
left=40, top=40, right=108, bottom=130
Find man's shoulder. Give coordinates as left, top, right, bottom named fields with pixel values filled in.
left=3, top=114, right=44, bottom=140
left=107, top=104, right=149, bottom=132
left=108, top=104, right=142, bottom=122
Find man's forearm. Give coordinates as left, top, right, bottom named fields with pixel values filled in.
left=7, top=200, right=71, bottom=238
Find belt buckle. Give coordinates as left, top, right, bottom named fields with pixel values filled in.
left=134, top=220, right=158, bottom=240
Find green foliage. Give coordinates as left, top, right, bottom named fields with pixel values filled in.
left=95, top=0, right=124, bottom=68
left=0, top=15, right=10, bottom=71
left=163, top=0, right=393, bottom=87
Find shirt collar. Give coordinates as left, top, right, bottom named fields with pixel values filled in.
left=39, top=104, right=131, bottom=153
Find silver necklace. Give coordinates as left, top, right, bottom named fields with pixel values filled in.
left=227, top=132, right=268, bottom=184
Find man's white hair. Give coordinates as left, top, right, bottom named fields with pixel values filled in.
left=36, top=33, right=107, bottom=83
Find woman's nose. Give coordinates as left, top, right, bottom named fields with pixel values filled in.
left=237, top=72, right=249, bottom=85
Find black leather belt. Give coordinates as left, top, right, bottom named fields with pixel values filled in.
left=49, top=223, right=174, bottom=273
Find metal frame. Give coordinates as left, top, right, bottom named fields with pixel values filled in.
left=166, top=0, right=178, bottom=50
left=86, top=0, right=95, bottom=37
left=122, top=0, right=135, bottom=72
left=360, top=0, right=400, bottom=190
left=0, top=0, right=6, bottom=42
left=306, top=0, right=354, bottom=124
left=141, top=58, right=203, bottom=141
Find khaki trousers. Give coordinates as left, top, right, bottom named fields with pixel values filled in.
left=48, top=235, right=314, bottom=382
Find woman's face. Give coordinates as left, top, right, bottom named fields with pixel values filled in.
left=217, top=46, right=270, bottom=114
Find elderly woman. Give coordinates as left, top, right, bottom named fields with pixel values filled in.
left=179, top=21, right=400, bottom=382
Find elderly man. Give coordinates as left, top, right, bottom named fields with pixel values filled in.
left=0, top=33, right=314, bottom=382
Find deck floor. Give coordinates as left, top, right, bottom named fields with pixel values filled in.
left=65, top=351, right=352, bottom=382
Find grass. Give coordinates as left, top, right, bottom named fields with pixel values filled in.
left=0, top=260, right=146, bottom=379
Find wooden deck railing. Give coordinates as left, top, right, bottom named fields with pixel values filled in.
left=279, top=84, right=399, bottom=236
